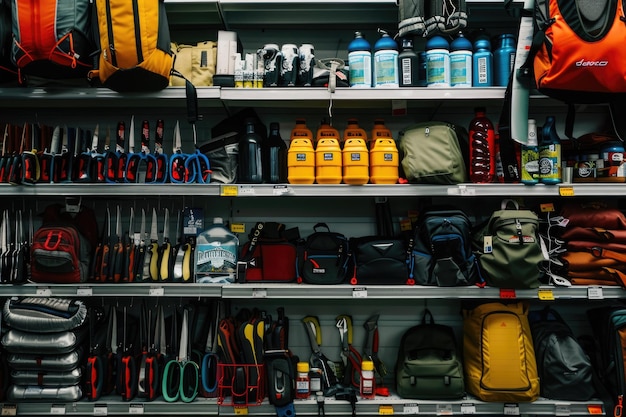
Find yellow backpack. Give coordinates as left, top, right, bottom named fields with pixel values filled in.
left=462, top=301, right=540, bottom=402
left=89, top=0, right=173, bottom=92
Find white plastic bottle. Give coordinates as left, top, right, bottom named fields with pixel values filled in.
left=449, top=32, right=472, bottom=87
left=425, top=35, right=450, bottom=87
left=348, top=32, right=372, bottom=88
left=373, top=29, right=399, bottom=88
left=195, top=217, right=239, bottom=283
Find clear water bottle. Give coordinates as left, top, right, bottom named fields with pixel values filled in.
left=263, top=122, right=288, bottom=183
left=238, top=118, right=263, bottom=183
left=195, top=217, right=239, bottom=283
left=494, top=34, right=516, bottom=87
left=348, top=32, right=372, bottom=88
left=472, top=38, right=493, bottom=87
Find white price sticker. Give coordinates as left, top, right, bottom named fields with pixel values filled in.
left=252, top=289, right=267, bottom=298
left=50, top=404, right=66, bottom=415
left=403, top=404, right=419, bottom=414
left=588, top=286, right=604, bottom=299
left=37, top=287, right=52, bottom=296
left=503, top=404, right=519, bottom=415
left=461, top=403, right=476, bottom=415
left=436, top=404, right=453, bottom=415
left=93, top=404, right=107, bottom=416
left=555, top=404, right=571, bottom=416
left=353, top=288, right=367, bottom=298
left=149, top=287, right=164, bottom=296
left=129, top=404, right=144, bottom=414
left=1, top=405, right=17, bottom=416
left=238, top=185, right=255, bottom=195
left=77, top=287, right=93, bottom=296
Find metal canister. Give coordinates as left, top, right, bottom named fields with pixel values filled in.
left=279, top=44, right=299, bottom=86
left=298, top=43, right=315, bottom=86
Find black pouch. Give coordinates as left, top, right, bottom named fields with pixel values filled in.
left=299, top=223, right=350, bottom=285
left=199, top=132, right=238, bottom=184
left=349, top=236, right=409, bottom=285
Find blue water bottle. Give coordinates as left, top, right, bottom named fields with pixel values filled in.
left=472, top=38, right=492, bottom=87
left=494, top=34, right=516, bottom=87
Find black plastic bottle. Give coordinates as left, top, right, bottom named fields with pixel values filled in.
left=398, top=37, right=419, bottom=87
left=263, top=122, right=288, bottom=183
left=238, top=118, right=263, bottom=183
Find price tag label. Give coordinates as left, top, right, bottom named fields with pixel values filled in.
left=403, top=403, right=419, bottom=414
left=559, top=186, right=575, bottom=197
left=273, top=185, right=293, bottom=195
left=378, top=405, right=394, bottom=415
left=555, top=404, right=571, bottom=416
left=233, top=406, right=249, bottom=415
left=252, top=289, right=267, bottom=298
left=538, top=289, right=554, bottom=300
left=149, top=287, right=164, bottom=297
left=231, top=223, right=246, bottom=234
left=129, top=404, right=144, bottom=414
left=436, top=404, right=453, bottom=415
left=459, top=186, right=476, bottom=196
left=238, top=185, right=255, bottom=195
left=503, top=403, right=519, bottom=415
left=500, top=288, right=517, bottom=299
left=461, top=403, right=476, bottom=415
left=353, top=287, right=367, bottom=298
left=37, top=287, right=52, bottom=297
left=77, top=287, right=93, bottom=296
left=50, top=404, right=66, bottom=415
left=587, top=404, right=604, bottom=414
left=93, top=404, right=107, bottom=416
left=588, top=286, right=604, bottom=300
left=1, top=404, right=17, bottom=416
left=220, top=185, right=238, bottom=196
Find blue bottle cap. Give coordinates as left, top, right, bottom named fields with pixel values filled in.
left=450, top=33, right=472, bottom=52
left=348, top=31, right=371, bottom=52
left=374, top=29, right=398, bottom=52
left=473, top=38, right=491, bottom=52
left=426, top=35, right=449, bottom=51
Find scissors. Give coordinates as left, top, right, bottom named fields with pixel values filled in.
left=162, top=306, right=199, bottom=403
left=85, top=307, right=106, bottom=401
left=145, top=119, right=168, bottom=183
left=169, top=121, right=189, bottom=184
left=117, top=305, right=137, bottom=401
left=184, top=122, right=211, bottom=184
left=126, top=118, right=158, bottom=183
left=201, top=302, right=222, bottom=396
left=137, top=302, right=160, bottom=401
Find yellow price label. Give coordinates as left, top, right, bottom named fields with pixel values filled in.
left=559, top=186, right=575, bottom=197
left=379, top=405, right=394, bottom=415
left=233, top=406, right=249, bottom=415
left=220, top=185, right=239, bottom=196
left=230, top=223, right=246, bottom=233
left=538, top=289, right=555, bottom=300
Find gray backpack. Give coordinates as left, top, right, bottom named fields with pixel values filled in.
left=398, top=0, right=468, bottom=38
left=395, top=309, right=465, bottom=399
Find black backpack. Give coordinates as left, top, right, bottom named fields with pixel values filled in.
left=298, top=223, right=349, bottom=285
left=409, top=208, right=478, bottom=286
left=529, top=306, right=595, bottom=401
left=395, top=309, right=464, bottom=399
left=397, top=0, right=467, bottom=38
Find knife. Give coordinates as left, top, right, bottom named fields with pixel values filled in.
left=158, top=208, right=172, bottom=281
left=146, top=208, right=160, bottom=281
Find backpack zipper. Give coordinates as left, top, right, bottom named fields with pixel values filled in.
left=105, top=0, right=116, bottom=66
left=132, top=0, right=143, bottom=62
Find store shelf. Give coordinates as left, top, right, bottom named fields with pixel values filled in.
left=0, top=283, right=222, bottom=298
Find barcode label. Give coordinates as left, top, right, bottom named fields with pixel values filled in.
left=402, top=58, right=412, bottom=84
left=478, top=57, right=487, bottom=84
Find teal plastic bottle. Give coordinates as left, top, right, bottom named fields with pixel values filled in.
left=472, top=38, right=493, bottom=87
left=538, top=116, right=562, bottom=184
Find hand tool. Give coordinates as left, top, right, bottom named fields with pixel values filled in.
left=146, top=208, right=160, bottom=281
left=169, top=121, right=189, bottom=183
left=104, top=306, right=118, bottom=395
left=22, top=123, right=40, bottom=185
left=162, top=306, right=199, bottom=403
left=184, top=122, right=211, bottom=183
left=75, top=126, right=93, bottom=182
left=40, top=125, right=60, bottom=183
left=363, top=314, right=387, bottom=380
left=10, top=210, right=26, bottom=284
left=173, top=210, right=193, bottom=282
left=110, top=206, right=125, bottom=282
left=136, top=119, right=158, bottom=183
left=266, top=306, right=289, bottom=351
left=105, top=121, right=124, bottom=183
left=0, top=210, right=10, bottom=283
left=117, top=305, right=137, bottom=401
left=86, top=307, right=106, bottom=401
left=147, top=119, right=168, bottom=183
left=8, top=123, right=27, bottom=185
left=133, top=208, right=148, bottom=281
left=0, top=125, right=9, bottom=183
left=201, top=301, right=222, bottom=396
left=238, top=315, right=265, bottom=403
left=90, top=207, right=110, bottom=282
left=92, top=125, right=109, bottom=183
left=158, top=208, right=173, bottom=281
left=115, top=120, right=128, bottom=182
left=122, top=207, right=135, bottom=282
left=217, top=316, right=239, bottom=366
left=57, top=125, right=74, bottom=183
left=336, top=315, right=362, bottom=389
left=137, top=302, right=159, bottom=401
left=302, top=316, right=339, bottom=395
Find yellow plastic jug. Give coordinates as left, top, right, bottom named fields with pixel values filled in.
left=370, top=118, right=392, bottom=149
left=369, top=138, right=399, bottom=184
left=288, top=138, right=315, bottom=184
left=342, top=138, right=369, bottom=185
left=343, top=118, right=368, bottom=147
left=316, top=120, right=340, bottom=148
left=315, top=138, right=342, bottom=184
left=290, top=118, right=313, bottom=142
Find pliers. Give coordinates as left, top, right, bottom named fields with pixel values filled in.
left=302, top=316, right=339, bottom=395
left=336, top=315, right=362, bottom=389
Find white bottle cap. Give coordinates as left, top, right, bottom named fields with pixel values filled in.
left=527, top=119, right=537, bottom=146
left=214, top=217, right=223, bottom=224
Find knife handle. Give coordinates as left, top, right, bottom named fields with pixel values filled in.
left=148, top=242, right=160, bottom=281
left=158, top=242, right=172, bottom=281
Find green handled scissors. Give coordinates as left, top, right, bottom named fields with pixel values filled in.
left=162, top=306, right=199, bottom=402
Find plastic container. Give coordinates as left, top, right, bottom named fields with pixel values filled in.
left=539, top=116, right=562, bottom=184
left=343, top=137, right=369, bottom=185
left=315, top=120, right=341, bottom=147
left=469, top=107, right=496, bottom=183
left=287, top=138, right=315, bottom=184
left=263, top=122, right=288, bottom=183
left=425, top=35, right=450, bottom=87
left=601, top=141, right=625, bottom=178
left=348, top=32, right=372, bottom=88
left=315, top=138, right=342, bottom=184
left=398, top=37, right=419, bottom=87
left=290, top=118, right=314, bottom=142
left=369, top=138, right=399, bottom=184
left=520, top=119, right=539, bottom=185
left=450, top=32, right=472, bottom=87
left=343, top=118, right=368, bottom=144
left=238, top=118, right=263, bottom=183
left=370, top=118, right=393, bottom=149
left=472, top=38, right=493, bottom=87
left=373, top=29, right=399, bottom=88
left=360, top=360, right=376, bottom=399
left=296, top=362, right=310, bottom=399
left=494, top=34, right=516, bottom=87
left=195, top=217, right=239, bottom=284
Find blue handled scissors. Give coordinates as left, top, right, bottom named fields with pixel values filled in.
left=125, top=117, right=158, bottom=183
left=183, top=123, right=211, bottom=184
left=169, top=121, right=189, bottom=184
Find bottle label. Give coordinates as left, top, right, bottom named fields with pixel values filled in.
left=478, top=56, right=488, bottom=84
left=196, top=242, right=238, bottom=274
left=349, top=52, right=372, bottom=87
left=296, top=153, right=307, bottom=161
left=539, top=143, right=562, bottom=181
left=426, top=51, right=449, bottom=86
left=351, top=153, right=361, bottom=161
left=521, top=147, right=539, bottom=182
left=450, top=54, right=471, bottom=87
left=401, top=57, right=413, bottom=85
left=374, top=51, right=399, bottom=86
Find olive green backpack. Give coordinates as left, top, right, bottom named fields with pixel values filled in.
left=472, top=199, right=545, bottom=289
